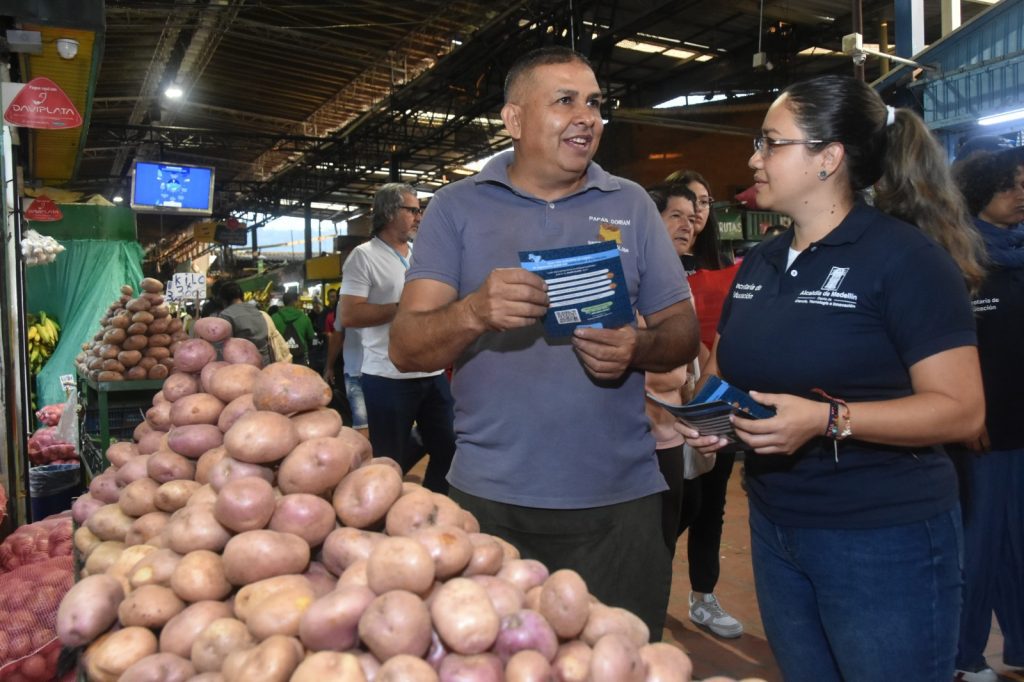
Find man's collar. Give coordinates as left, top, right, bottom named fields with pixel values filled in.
left=474, top=150, right=620, bottom=197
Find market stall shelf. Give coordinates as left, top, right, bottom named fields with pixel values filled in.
left=77, top=370, right=162, bottom=477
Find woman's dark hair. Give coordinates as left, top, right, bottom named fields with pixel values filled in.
left=953, top=147, right=1024, bottom=216
left=663, top=169, right=727, bottom=270
left=218, top=281, right=243, bottom=306
left=782, top=74, right=985, bottom=292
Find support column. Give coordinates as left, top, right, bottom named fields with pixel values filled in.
left=304, top=201, right=313, bottom=262
left=895, top=0, right=925, bottom=58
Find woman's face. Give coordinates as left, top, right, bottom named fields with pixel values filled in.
left=748, top=96, right=823, bottom=215
left=687, top=180, right=711, bottom=234
left=660, top=196, right=697, bottom=257
left=980, top=166, right=1024, bottom=228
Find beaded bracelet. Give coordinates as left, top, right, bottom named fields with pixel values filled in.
left=812, top=388, right=852, bottom=441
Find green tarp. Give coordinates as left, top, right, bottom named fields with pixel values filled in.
left=26, top=240, right=144, bottom=409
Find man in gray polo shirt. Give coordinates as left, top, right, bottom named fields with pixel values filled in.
left=390, top=47, right=699, bottom=638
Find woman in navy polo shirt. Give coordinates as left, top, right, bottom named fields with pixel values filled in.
left=680, top=74, right=986, bottom=682
left=952, top=147, right=1024, bottom=682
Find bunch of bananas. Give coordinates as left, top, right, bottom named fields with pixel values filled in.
left=27, top=311, right=61, bottom=375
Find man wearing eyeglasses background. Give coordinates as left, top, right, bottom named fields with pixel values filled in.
left=339, top=182, right=457, bottom=493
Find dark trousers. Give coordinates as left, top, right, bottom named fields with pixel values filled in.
left=678, top=451, right=736, bottom=593
left=360, top=373, right=456, bottom=494
left=656, top=445, right=685, bottom=552
left=450, top=487, right=672, bottom=641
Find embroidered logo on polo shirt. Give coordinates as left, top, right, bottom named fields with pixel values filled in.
left=588, top=216, right=631, bottom=253
left=794, top=266, right=859, bottom=308
left=732, top=282, right=762, bottom=300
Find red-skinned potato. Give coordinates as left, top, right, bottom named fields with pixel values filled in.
left=125, top=510, right=171, bottom=546
left=412, top=524, right=473, bottom=580
left=337, top=559, right=370, bottom=590
left=493, top=608, right=559, bottom=664
left=57, top=574, right=124, bottom=646
left=221, top=530, right=311, bottom=585
left=208, top=363, right=261, bottom=403
left=162, top=371, right=200, bottom=402
left=222, top=337, right=263, bottom=367
left=505, top=649, right=554, bottom=682
left=171, top=550, right=232, bottom=602
left=213, top=476, right=276, bottom=533
left=200, top=361, right=229, bottom=393
left=217, top=393, right=256, bottom=433
left=155, top=479, right=202, bottom=513
left=290, top=407, right=342, bottom=441
left=589, top=633, right=645, bottom=682
left=194, top=317, right=232, bottom=343
left=120, top=653, right=196, bottom=682
left=375, top=654, right=438, bottom=681
left=640, top=642, right=694, bottom=682
left=223, top=410, right=298, bottom=464
left=268, top=494, right=336, bottom=547
left=358, top=590, right=433, bottom=661
left=119, top=477, right=160, bottom=516
left=207, top=456, right=276, bottom=493
left=332, top=463, right=403, bottom=529
left=385, top=489, right=462, bottom=537
left=89, top=471, right=121, bottom=504
left=439, top=653, right=504, bottom=681
left=303, top=561, right=338, bottom=598
left=167, top=424, right=223, bottom=459
left=276, top=436, right=353, bottom=496
left=241, top=583, right=316, bottom=640
left=146, top=401, right=173, bottom=430
left=463, top=533, right=505, bottom=577
left=147, top=449, right=197, bottom=483
left=366, top=536, right=436, bottom=596
left=86, top=503, right=134, bottom=542
left=190, top=618, right=256, bottom=673
left=174, top=338, right=217, bottom=373
left=252, top=363, right=332, bottom=414
left=430, top=578, right=501, bottom=655
left=539, top=569, right=590, bottom=639
left=106, top=441, right=139, bottom=467
left=195, top=446, right=229, bottom=484
left=186, top=483, right=219, bottom=508
left=72, top=492, right=104, bottom=525
left=163, top=504, right=232, bottom=555
left=170, top=393, right=225, bottom=426
left=338, top=426, right=372, bottom=465
left=84, top=626, right=159, bottom=682
left=320, top=527, right=385, bottom=576
left=498, top=559, right=550, bottom=594
left=291, top=651, right=367, bottom=682
left=137, top=429, right=166, bottom=455
left=470, top=575, right=526, bottom=619
left=298, top=584, right=375, bottom=652
left=115, top=453, right=152, bottom=487
left=581, top=603, right=650, bottom=648
left=159, top=600, right=234, bottom=658
left=221, top=635, right=303, bottom=682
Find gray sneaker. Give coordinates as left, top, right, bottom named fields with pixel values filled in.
left=689, top=591, right=743, bottom=638
left=954, top=668, right=998, bottom=682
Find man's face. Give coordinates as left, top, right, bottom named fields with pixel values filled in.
left=327, top=290, right=338, bottom=306
left=388, top=191, right=421, bottom=242
left=502, top=61, right=604, bottom=185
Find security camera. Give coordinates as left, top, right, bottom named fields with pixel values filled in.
left=56, top=38, right=79, bottom=59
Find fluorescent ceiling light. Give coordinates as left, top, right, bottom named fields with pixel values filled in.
left=979, top=107, right=1024, bottom=126
left=164, top=85, right=183, bottom=99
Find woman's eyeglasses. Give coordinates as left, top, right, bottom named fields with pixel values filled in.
left=696, top=197, right=714, bottom=210
left=753, top=136, right=825, bottom=157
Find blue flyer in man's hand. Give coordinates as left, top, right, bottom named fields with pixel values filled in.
left=519, top=242, right=634, bottom=337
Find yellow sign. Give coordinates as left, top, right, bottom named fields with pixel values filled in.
left=305, top=254, right=342, bottom=280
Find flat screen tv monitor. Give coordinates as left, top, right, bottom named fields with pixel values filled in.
left=130, top=161, right=215, bottom=215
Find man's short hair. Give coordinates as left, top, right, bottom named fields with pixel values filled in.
left=503, top=46, right=594, bottom=103
left=218, top=281, right=243, bottom=306
left=372, top=183, right=417, bottom=234
left=282, top=291, right=300, bottom=306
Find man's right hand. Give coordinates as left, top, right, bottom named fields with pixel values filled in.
left=465, top=268, right=549, bottom=332
left=323, top=366, right=335, bottom=385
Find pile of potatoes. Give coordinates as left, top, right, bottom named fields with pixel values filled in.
left=61, top=318, right=696, bottom=682
left=75, top=278, right=187, bottom=382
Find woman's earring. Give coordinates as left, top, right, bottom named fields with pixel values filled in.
left=818, top=169, right=828, bottom=181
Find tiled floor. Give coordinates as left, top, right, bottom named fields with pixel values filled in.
left=662, top=467, right=1022, bottom=682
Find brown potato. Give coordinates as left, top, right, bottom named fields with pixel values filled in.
left=252, top=363, right=332, bottom=414
left=123, top=334, right=149, bottom=351
left=208, top=363, right=262, bottom=403
left=97, top=370, right=125, bottom=381
left=110, top=309, right=132, bottom=328
left=366, top=536, right=436, bottom=596
left=358, top=590, right=433, bottom=661
left=222, top=337, right=263, bottom=367
left=56, top=574, right=125, bottom=647
left=126, top=297, right=152, bottom=313
left=290, top=407, right=343, bottom=441
left=163, top=504, right=232, bottom=555
left=99, top=343, right=121, bottom=359
left=137, top=356, right=158, bottom=372
left=147, top=449, right=197, bottom=483
left=126, top=365, right=148, bottom=380
left=589, top=633, right=644, bottom=682
left=174, top=338, right=217, bottom=373
left=186, top=483, right=219, bottom=508
left=213, top=476, right=276, bottom=533
left=170, top=393, right=225, bottom=427
left=83, top=540, right=125, bottom=576
left=159, top=600, right=234, bottom=658
left=148, top=363, right=169, bottom=380
left=291, top=651, right=367, bottom=682
left=74, top=525, right=102, bottom=556
left=126, top=321, right=149, bottom=336
left=268, top=493, right=336, bottom=547
left=140, top=277, right=163, bottom=293
left=221, top=530, right=311, bottom=585
left=145, top=345, right=171, bottom=360
left=132, top=311, right=155, bottom=325
left=84, top=626, right=158, bottom=682
left=171, top=550, right=232, bottom=602
left=119, top=477, right=160, bottom=517
left=430, top=577, right=501, bottom=655
left=103, top=327, right=127, bottom=345
left=148, top=316, right=171, bottom=334
left=149, top=333, right=172, bottom=347
left=413, top=525, right=473, bottom=580
left=223, top=410, right=298, bottom=464
left=539, top=568, right=590, bottom=639
left=155, top=479, right=202, bottom=512
left=167, top=423, right=223, bottom=459
left=190, top=618, right=256, bottom=673
left=320, top=527, right=385, bottom=576
left=639, top=642, right=694, bottom=682
left=117, top=349, right=143, bottom=368
left=276, top=436, right=353, bottom=496
left=332, top=463, right=403, bottom=529
left=125, top=510, right=171, bottom=546
left=120, top=652, right=196, bottom=682
left=118, top=584, right=186, bottom=629
left=298, top=584, right=375, bottom=652
left=194, top=317, right=232, bottom=343
left=385, top=490, right=463, bottom=537
left=128, top=547, right=181, bottom=589
left=221, top=635, right=303, bottom=682
left=217, top=393, right=256, bottom=433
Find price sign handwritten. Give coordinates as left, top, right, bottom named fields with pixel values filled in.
left=166, top=273, right=207, bottom=300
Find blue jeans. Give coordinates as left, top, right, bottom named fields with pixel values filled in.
left=360, top=373, right=456, bottom=494
left=749, top=503, right=963, bottom=682
left=956, top=448, right=1024, bottom=670
left=343, top=374, right=368, bottom=430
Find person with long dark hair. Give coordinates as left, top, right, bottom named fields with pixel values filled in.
left=680, top=74, right=985, bottom=681
left=951, top=147, right=1024, bottom=682
left=664, top=169, right=729, bottom=270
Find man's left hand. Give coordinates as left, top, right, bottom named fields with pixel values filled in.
left=571, top=325, right=637, bottom=381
